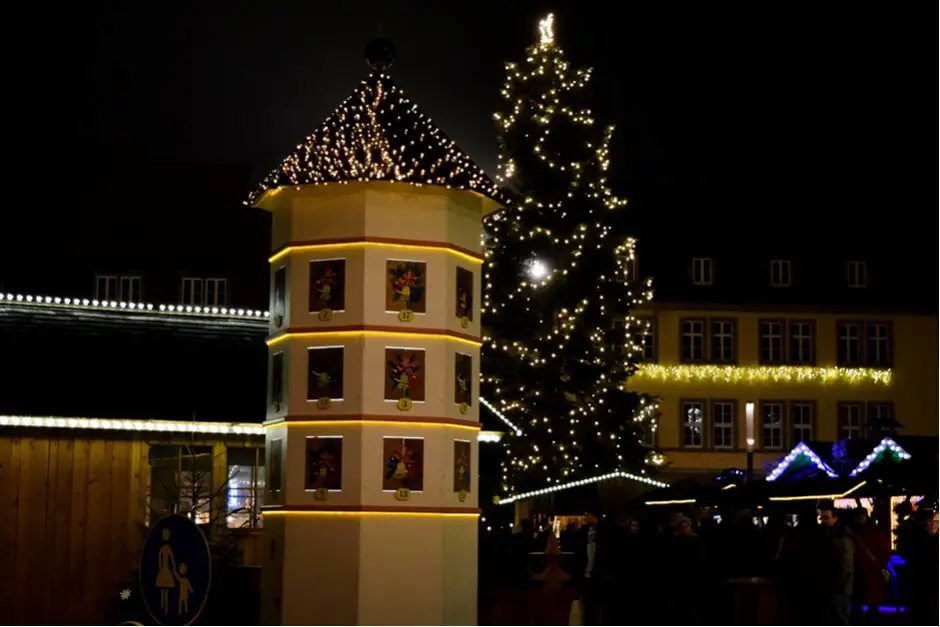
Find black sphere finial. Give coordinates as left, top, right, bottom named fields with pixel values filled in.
left=366, top=38, right=395, bottom=71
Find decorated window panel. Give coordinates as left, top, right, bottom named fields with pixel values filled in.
left=305, top=436, right=343, bottom=499
left=309, top=258, right=346, bottom=321
left=454, top=352, right=472, bottom=415
left=386, top=259, right=426, bottom=322
left=273, top=266, right=287, bottom=328
left=453, top=439, right=471, bottom=501
left=307, top=346, right=344, bottom=410
left=270, top=352, right=285, bottom=411
left=382, top=436, right=424, bottom=495
left=455, top=266, right=474, bottom=328
left=385, top=347, right=425, bottom=411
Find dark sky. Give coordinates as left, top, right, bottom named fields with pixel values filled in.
left=5, top=2, right=929, bottom=244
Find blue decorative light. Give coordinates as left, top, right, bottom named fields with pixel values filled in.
left=848, top=437, right=912, bottom=477
left=766, top=442, right=838, bottom=482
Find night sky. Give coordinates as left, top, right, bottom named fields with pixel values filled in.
left=4, top=2, right=930, bottom=259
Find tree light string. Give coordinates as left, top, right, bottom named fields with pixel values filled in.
left=482, top=13, right=661, bottom=497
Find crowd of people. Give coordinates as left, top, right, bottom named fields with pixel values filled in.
left=479, top=500, right=938, bottom=625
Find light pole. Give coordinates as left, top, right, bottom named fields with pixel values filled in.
left=745, top=402, right=755, bottom=483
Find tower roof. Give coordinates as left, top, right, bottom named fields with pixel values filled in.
left=248, top=72, right=502, bottom=206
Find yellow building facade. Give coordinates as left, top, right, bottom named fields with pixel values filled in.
left=629, top=303, right=938, bottom=477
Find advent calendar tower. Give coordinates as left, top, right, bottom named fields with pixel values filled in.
left=251, top=40, right=502, bottom=625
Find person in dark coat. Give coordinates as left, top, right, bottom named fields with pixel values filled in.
left=818, top=505, right=854, bottom=626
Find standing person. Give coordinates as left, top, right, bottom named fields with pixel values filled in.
left=573, top=512, right=603, bottom=624
left=667, top=514, right=707, bottom=624
left=818, top=504, right=854, bottom=625
left=845, top=507, right=890, bottom=618
left=899, top=509, right=939, bottom=625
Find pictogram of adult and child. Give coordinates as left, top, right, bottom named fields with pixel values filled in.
left=155, top=528, right=195, bottom=616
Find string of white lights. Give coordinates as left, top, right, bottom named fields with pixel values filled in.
left=480, top=397, right=523, bottom=435
left=496, top=470, right=668, bottom=504
left=848, top=437, right=911, bottom=477
left=766, top=442, right=839, bottom=481
left=0, top=292, right=268, bottom=320
left=0, top=415, right=505, bottom=443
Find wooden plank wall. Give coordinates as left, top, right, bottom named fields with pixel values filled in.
left=0, top=431, right=149, bottom=626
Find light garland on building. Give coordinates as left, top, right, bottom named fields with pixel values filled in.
left=247, top=73, right=502, bottom=206
left=0, top=292, right=268, bottom=320
left=0, top=415, right=504, bottom=443
left=496, top=470, right=668, bottom=505
left=848, top=437, right=911, bottom=477
left=633, top=364, right=892, bottom=386
left=766, top=442, right=839, bottom=481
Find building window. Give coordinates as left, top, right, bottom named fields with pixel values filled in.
left=95, top=274, right=140, bottom=301
left=681, top=401, right=705, bottom=448
left=791, top=402, right=813, bottom=444
left=227, top=447, right=265, bottom=528
left=120, top=276, right=141, bottom=302
left=759, top=320, right=785, bottom=364
left=760, top=402, right=785, bottom=451
left=712, top=401, right=734, bottom=449
left=634, top=318, right=656, bottom=362
left=867, top=323, right=891, bottom=366
left=182, top=277, right=204, bottom=306
left=680, top=319, right=705, bottom=362
left=95, top=275, right=117, bottom=301
left=867, top=403, right=896, bottom=436
left=710, top=320, right=735, bottom=363
left=837, top=322, right=862, bottom=365
left=839, top=403, right=864, bottom=439
left=847, top=260, right=867, bottom=288
left=206, top=278, right=227, bottom=307
left=148, top=444, right=214, bottom=524
left=692, top=258, right=713, bottom=286
left=789, top=321, right=815, bottom=365
left=640, top=419, right=657, bottom=448
left=771, top=260, right=791, bottom=287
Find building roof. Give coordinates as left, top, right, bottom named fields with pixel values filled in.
left=247, top=72, right=502, bottom=206
left=0, top=297, right=269, bottom=423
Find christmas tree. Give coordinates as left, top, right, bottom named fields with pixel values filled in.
left=483, top=14, right=658, bottom=497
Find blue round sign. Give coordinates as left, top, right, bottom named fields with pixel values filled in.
left=140, top=515, right=212, bottom=625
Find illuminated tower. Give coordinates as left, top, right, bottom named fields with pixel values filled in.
left=251, top=40, right=502, bottom=625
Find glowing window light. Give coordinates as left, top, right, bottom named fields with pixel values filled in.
left=0, top=292, right=268, bottom=321
left=633, top=364, right=892, bottom=386
left=496, top=470, right=668, bottom=505
left=766, top=442, right=838, bottom=481
left=848, top=437, right=911, bottom=477
left=480, top=397, right=523, bottom=435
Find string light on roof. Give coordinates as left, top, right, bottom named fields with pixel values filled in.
left=246, top=48, right=504, bottom=207
left=0, top=291, right=268, bottom=321
left=766, top=442, right=839, bottom=482
left=848, top=437, right=912, bottom=477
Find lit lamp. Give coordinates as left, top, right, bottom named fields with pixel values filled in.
left=745, top=402, right=755, bottom=483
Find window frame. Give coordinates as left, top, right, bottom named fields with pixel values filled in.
left=205, top=278, right=228, bottom=307
left=836, top=320, right=863, bottom=367
left=788, top=319, right=816, bottom=366
left=758, top=318, right=787, bottom=365
left=711, top=400, right=736, bottom=450
left=634, top=316, right=657, bottom=363
left=95, top=275, right=118, bottom=301
left=147, top=444, right=215, bottom=525
left=759, top=400, right=786, bottom=451
left=679, top=318, right=707, bottom=363
left=790, top=400, right=815, bottom=446
left=770, top=259, right=792, bottom=287
left=679, top=399, right=706, bottom=449
left=226, top=446, right=265, bottom=529
left=847, top=260, right=868, bottom=288
left=837, top=402, right=865, bottom=440
left=691, top=257, right=713, bottom=286
left=865, top=321, right=893, bottom=367
left=181, top=277, right=205, bottom=306
left=709, top=318, right=737, bottom=364
left=866, top=401, right=896, bottom=437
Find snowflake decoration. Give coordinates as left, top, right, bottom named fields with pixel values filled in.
left=119, top=588, right=132, bottom=601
